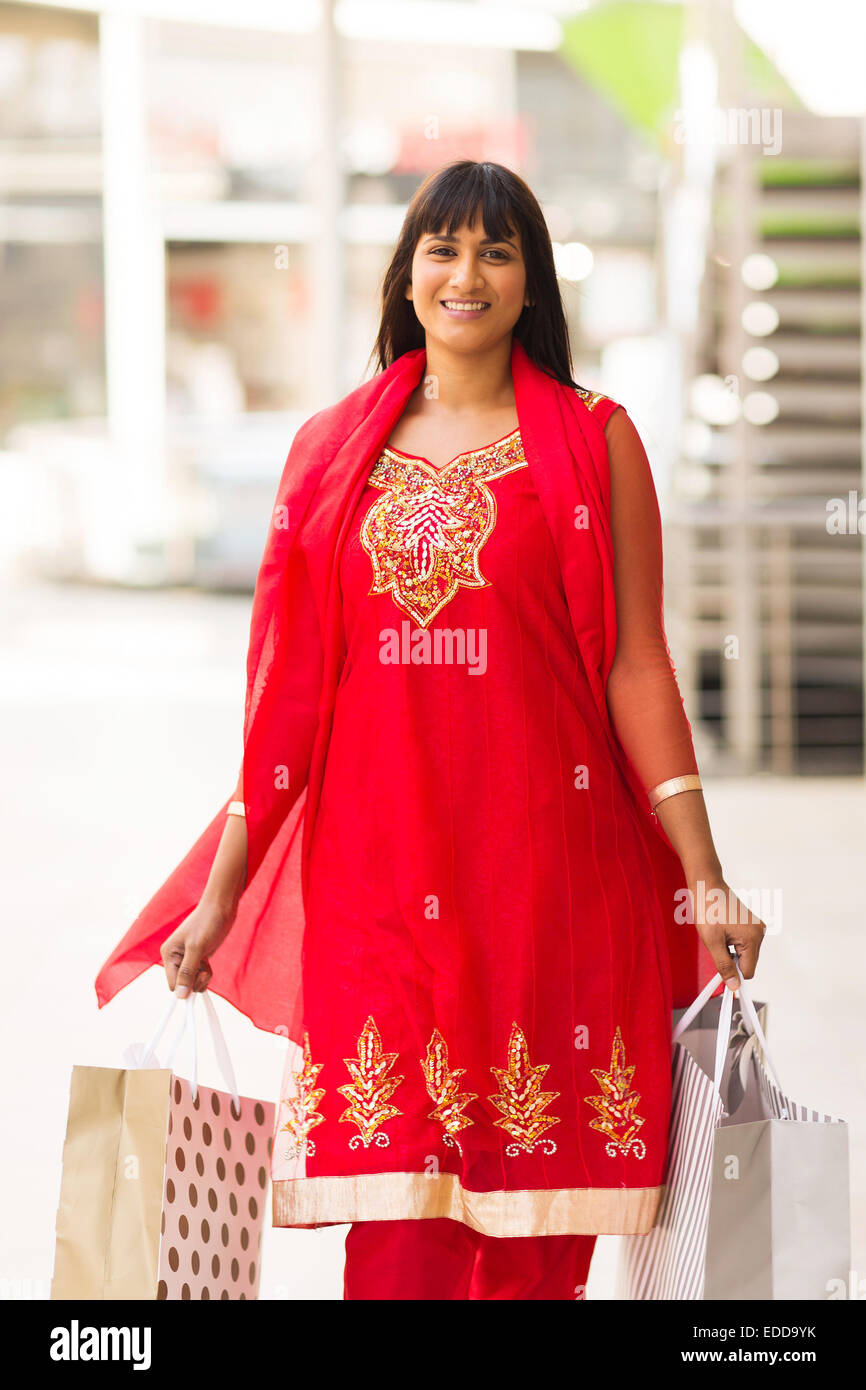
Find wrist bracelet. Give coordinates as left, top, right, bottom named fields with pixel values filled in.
left=648, top=774, right=702, bottom=814
left=227, top=800, right=246, bottom=818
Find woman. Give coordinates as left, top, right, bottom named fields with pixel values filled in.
left=96, top=160, right=765, bottom=1300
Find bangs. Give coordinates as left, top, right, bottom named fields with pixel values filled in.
left=414, top=165, right=520, bottom=245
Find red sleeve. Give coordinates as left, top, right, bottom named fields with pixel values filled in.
left=603, top=405, right=699, bottom=793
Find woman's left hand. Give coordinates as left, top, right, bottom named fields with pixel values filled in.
left=688, top=876, right=767, bottom=991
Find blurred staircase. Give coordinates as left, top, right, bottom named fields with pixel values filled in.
left=667, top=112, right=863, bottom=775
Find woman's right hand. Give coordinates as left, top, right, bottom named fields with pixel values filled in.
left=160, top=900, right=237, bottom=998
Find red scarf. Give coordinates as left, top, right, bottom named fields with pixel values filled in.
left=95, top=337, right=716, bottom=1039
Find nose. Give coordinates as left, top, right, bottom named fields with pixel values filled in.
left=449, top=256, right=485, bottom=292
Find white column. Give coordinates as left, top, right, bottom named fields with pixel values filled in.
left=98, top=10, right=168, bottom=573
left=718, top=0, right=762, bottom=772
left=309, top=0, right=345, bottom=407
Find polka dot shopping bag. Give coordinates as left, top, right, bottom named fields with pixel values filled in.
left=51, top=992, right=275, bottom=1300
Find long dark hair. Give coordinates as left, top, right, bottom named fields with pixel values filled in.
left=368, top=160, right=579, bottom=388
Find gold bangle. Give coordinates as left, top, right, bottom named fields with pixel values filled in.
left=648, top=774, right=702, bottom=812
left=227, top=800, right=246, bottom=818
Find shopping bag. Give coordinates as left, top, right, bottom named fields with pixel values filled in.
left=616, top=966, right=849, bottom=1300
left=614, top=973, right=754, bottom=1299
left=703, top=983, right=849, bottom=1300
left=51, top=991, right=275, bottom=1300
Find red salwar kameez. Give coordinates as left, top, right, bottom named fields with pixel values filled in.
left=95, top=339, right=717, bottom=1298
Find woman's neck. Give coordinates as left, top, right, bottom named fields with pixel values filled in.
left=419, top=335, right=516, bottom=418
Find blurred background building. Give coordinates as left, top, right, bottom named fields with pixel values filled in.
left=1, top=0, right=864, bottom=776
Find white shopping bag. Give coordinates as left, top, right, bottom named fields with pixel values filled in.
left=616, top=966, right=849, bottom=1300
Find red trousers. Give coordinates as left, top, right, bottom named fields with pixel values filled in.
left=343, top=1218, right=597, bottom=1300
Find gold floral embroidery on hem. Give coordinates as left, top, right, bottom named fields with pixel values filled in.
left=488, top=1022, right=560, bottom=1156
left=583, top=1026, right=647, bottom=1159
left=360, top=431, right=528, bottom=627
left=338, top=1016, right=404, bottom=1150
left=277, top=1031, right=326, bottom=1159
left=420, top=1029, right=477, bottom=1157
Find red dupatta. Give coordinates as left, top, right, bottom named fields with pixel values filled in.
left=95, top=337, right=716, bottom=1041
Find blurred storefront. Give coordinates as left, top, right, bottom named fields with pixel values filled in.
left=0, top=0, right=686, bottom=593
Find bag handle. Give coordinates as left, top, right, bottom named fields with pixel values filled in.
left=672, top=970, right=725, bottom=1041
left=138, top=992, right=241, bottom=1115
left=734, top=971, right=784, bottom=1098
left=673, top=957, right=785, bottom=1102
left=712, top=981, right=735, bottom=1097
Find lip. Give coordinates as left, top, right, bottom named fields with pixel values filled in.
left=440, top=299, right=491, bottom=321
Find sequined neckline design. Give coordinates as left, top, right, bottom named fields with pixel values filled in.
left=360, top=428, right=528, bottom=627
left=381, top=425, right=522, bottom=475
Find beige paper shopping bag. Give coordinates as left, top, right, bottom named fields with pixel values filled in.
left=51, top=992, right=275, bottom=1299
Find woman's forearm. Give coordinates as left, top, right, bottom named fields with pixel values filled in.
left=199, top=765, right=247, bottom=920
left=649, top=789, right=723, bottom=887
left=159, top=780, right=247, bottom=996
left=606, top=662, right=723, bottom=886
left=198, top=812, right=248, bottom=920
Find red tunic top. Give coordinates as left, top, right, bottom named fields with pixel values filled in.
left=94, top=342, right=717, bottom=1237
left=271, top=403, right=698, bottom=1237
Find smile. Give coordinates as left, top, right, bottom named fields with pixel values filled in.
left=440, top=300, right=490, bottom=316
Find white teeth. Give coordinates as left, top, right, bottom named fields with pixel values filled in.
left=443, top=301, right=488, bottom=311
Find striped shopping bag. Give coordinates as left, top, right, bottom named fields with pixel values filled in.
left=614, top=973, right=730, bottom=1299
left=616, top=969, right=849, bottom=1299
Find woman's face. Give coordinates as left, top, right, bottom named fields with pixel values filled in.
left=405, top=217, right=530, bottom=353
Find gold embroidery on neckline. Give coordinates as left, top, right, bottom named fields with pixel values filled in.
left=360, top=430, right=528, bottom=628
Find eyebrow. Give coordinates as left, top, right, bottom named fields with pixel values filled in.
left=422, top=232, right=519, bottom=250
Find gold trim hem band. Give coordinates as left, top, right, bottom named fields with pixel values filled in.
left=272, top=1171, right=663, bottom=1237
